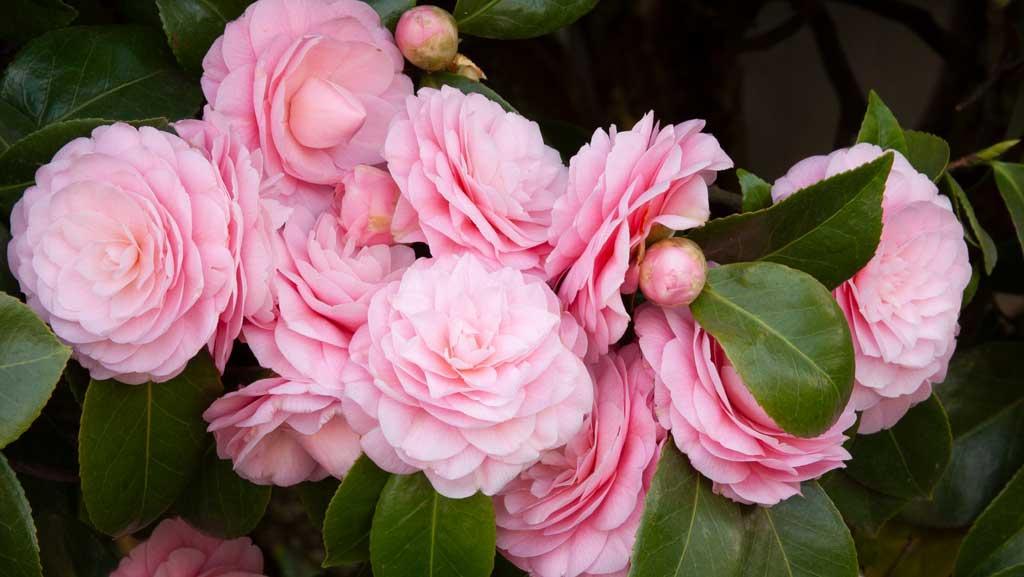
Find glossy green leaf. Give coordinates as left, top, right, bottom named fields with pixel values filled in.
left=857, top=91, right=908, bottom=156
left=857, top=522, right=963, bottom=577
left=298, top=477, right=339, bottom=528
left=821, top=471, right=907, bottom=535
left=737, top=168, right=772, bottom=212
left=0, top=26, right=201, bottom=138
left=690, top=262, right=855, bottom=437
left=991, top=162, right=1024, bottom=257
left=365, top=0, right=416, bottom=28
left=420, top=72, right=517, bottom=113
left=323, top=455, right=391, bottom=566
left=902, top=343, right=1024, bottom=528
left=370, top=473, right=495, bottom=577
left=35, top=513, right=118, bottom=577
left=905, top=130, right=950, bottom=181
left=0, top=292, right=71, bottom=449
left=156, top=0, right=250, bottom=75
left=741, top=482, right=857, bottom=577
left=687, top=154, right=891, bottom=290
left=0, top=454, right=41, bottom=577
left=454, top=0, right=598, bottom=39
left=976, top=140, right=1020, bottom=163
left=945, top=174, right=998, bottom=274
left=627, top=443, right=746, bottom=577
left=0, top=102, right=36, bottom=156
left=176, top=444, right=271, bottom=539
left=846, top=394, right=952, bottom=500
left=79, top=353, right=222, bottom=536
left=0, top=0, right=77, bottom=45
left=956, top=466, right=1024, bottom=577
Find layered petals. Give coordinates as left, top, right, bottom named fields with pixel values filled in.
left=111, top=517, right=264, bottom=577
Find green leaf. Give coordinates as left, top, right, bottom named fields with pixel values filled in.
left=35, top=513, right=118, bottom=577
left=297, top=478, right=339, bottom=528
left=991, top=162, right=1024, bottom=257
left=845, top=394, right=952, bottom=500
left=176, top=444, right=271, bottom=539
left=420, top=72, right=517, bottom=113
left=364, top=0, right=416, bottom=29
left=0, top=0, right=77, bottom=45
left=690, top=262, right=855, bottom=437
left=820, top=471, right=907, bottom=535
left=687, top=153, right=891, bottom=290
left=156, top=0, right=250, bottom=75
left=454, top=0, right=598, bottom=39
left=857, top=91, right=908, bottom=156
left=976, top=140, right=1020, bottom=163
left=0, top=453, right=41, bottom=577
left=856, top=522, right=963, bottom=577
left=902, top=343, right=1024, bottom=528
left=79, top=352, right=222, bottom=536
left=741, top=482, right=858, bottom=577
left=369, top=473, right=496, bottom=577
left=627, top=443, right=746, bottom=577
left=955, top=466, right=1024, bottom=577
left=323, top=455, right=391, bottom=566
left=945, top=174, right=998, bottom=274
left=0, top=26, right=201, bottom=138
left=737, top=168, right=772, bottom=212
left=0, top=292, right=71, bottom=449
left=538, top=118, right=591, bottom=163
left=0, top=103, right=36, bottom=155
left=905, top=130, right=950, bottom=181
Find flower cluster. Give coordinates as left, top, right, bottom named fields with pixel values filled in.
left=5, top=0, right=971, bottom=575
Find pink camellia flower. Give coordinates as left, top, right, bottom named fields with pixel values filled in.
left=395, top=5, right=459, bottom=71
left=174, top=113, right=281, bottom=373
left=338, top=165, right=422, bottom=246
left=546, top=113, right=732, bottom=359
left=495, top=345, right=661, bottom=577
left=243, top=201, right=416, bottom=387
left=8, top=123, right=237, bottom=384
left=343, top=253, right=595, bottom=498
left=384, top=86, right=567, bottom=276
left=111, top=517, right=264, bottom=577
left=638, top=237, right=707, bottom=308
left=204, top=377, right=361, bottom=486
left=636, top=304, right=855, bottom=506
left=202, top=0, right=413, bottom=186
left=772, top=143, right=970, bottom=433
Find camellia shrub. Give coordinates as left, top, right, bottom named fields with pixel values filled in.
left=0, top=1, right=1022, bottom=577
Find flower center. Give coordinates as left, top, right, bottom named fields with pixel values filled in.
left=289, top=77, right=367, bottom=149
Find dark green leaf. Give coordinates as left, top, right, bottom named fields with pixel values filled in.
left=156, top=0, right=250, bottom=75
left=687, top=154, right=891, bottom=290
left=493, top=554, right=528, bottom=577
left=0, top=0, right=77, bottom=45
left=976, top=140, right=1020, bottom=163
left=0, top=102, right=36, bottom=155
left=0, top=26, right=201, bottom=137
left=538, top=118, right=590, bottom=163
left=856, top=522, right=963, bottom=577
left=176, top=444, right=271, bottom=539
left=35, top=513, right=118, bottom=577
left=323, top=455, right=391, bottom=566
left=0, top=453, right=41, bottom=577
left=0, top=292, right=71, bottom=449
left=955, top=466, right=1024, bottom=577
left=846, top=394, right=952, bottom=499
left=690, top=262, right=855, bottom=437
left=79, top=352, right=222, bottom=536
left=298, top=478, right=339, bottom=528
left=370, top=473, right=495, bottom=577
left=741, top=482, right=858, bottom=577
left=902, top=343, right=1024, bottom=528
left=737, top=168, right=772, bottom=212
left=821, top=471, right=907, bottom=535
left=857, top=91, right=908, bottom=156
left=627, top=443, right=746, bottom=577
left=945, top=174, right=998, bottom=274
left=0, top=223, right=18, bottom=294
left=420, top=72, right=517, bottom=113
left=905, top=130, right=950, bottom=181
left=454, top=0, right=597, bottom=39
left=364, top=0, right=416, bottom=29
left=991, top=162, right=1024, bottom=257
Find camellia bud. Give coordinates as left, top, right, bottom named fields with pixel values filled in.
left=639, top=238, right=707, bottom=307
left=395, top=6, right=459, bottom=72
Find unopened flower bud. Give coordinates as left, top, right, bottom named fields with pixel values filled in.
left=639, top=238, right=707, bottom=307
left=396, top=6, right=459, bottom=72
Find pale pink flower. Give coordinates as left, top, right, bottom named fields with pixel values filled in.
left=395, top=5, right=459, bottom=71
left=201, top=0, right=413, bottom=186
left=110, top=517, right=264, bottom=577
left=343, top=253, right=594, bottom=498
left=638, top=237, right=707, bottom=307
left=384, top=86, right=566, bottom=276
left=546, top=114, right=732, bottom=359
left=8, top=123, right=237, bottom=384
left=338, top=165, right=421, bottom=246
left=773, top=144, right=971, bottom=433
left=243, top=201, right=415, bottom=387
left=495, top=345, right=661, bottom=577
left=204, top=377, right=361, bottom=486
left=636, top=304, right=854, bottom=505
